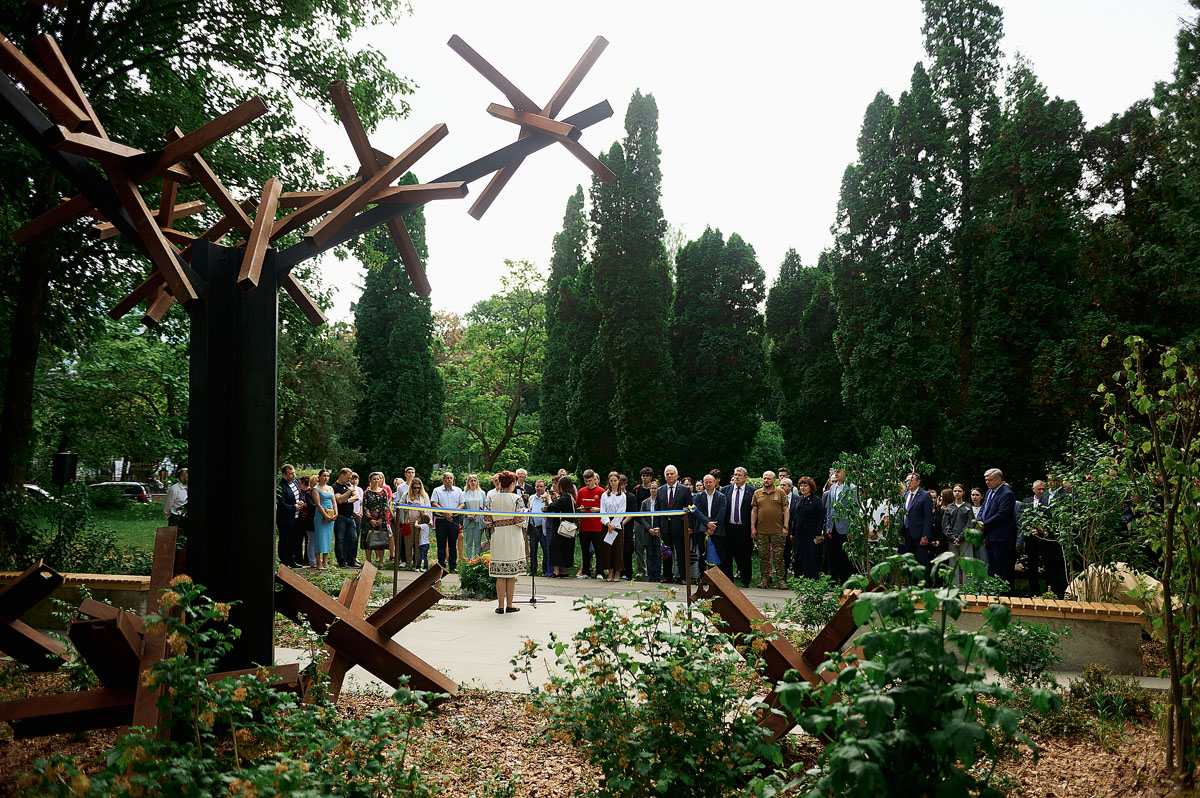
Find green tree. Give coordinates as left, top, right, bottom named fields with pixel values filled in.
left=922, top=0, right=1004, bottom=405
left=671, top=226, right=768, bottom=476
left=277, top=319, right=362, bottom=469
left=564, top=255, right=618, bottom=470
left=0, top=0, right=413, bottom=490
left=350, top=173, right=443, bottom=479
left=439, top=261, right=545, bottom=472
left=535, top=186, right=587, bottom=472
left=587, top=90, right=676, bottom=472
left=766, top=250, right=854, bottom=475
left=966, top=58, right=1084, bottom=480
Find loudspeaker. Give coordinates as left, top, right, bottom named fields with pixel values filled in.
left=51, top=451, right=77, bottom=487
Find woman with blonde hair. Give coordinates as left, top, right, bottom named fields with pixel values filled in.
left=404, top=477, right=432, bottom=571
left=462, top=474, right=487, bottom=560
left=485, top=470, right=527, bottom=613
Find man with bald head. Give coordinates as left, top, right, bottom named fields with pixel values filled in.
left=691, top=474, right=727, bottom=580
left=752, top=470, right=790, bottom=589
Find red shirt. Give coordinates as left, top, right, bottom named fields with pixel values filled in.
left=577, top=485, right=605, bottom=533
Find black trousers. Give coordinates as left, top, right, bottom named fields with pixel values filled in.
left=724, top=523, right=752, bottom=586
left=826, top=532, right=852, bottom=585
left=1036, top=537, right=1069, bottom=599
left=986, top=539, right=1016, bottom=592
left=276, top=517, right=301, bottom=565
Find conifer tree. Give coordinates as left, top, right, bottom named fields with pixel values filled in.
left=587, top=91, right=676, bottom=472
left=671, top=227, right=768, bottom=476
left=766, top=250, right=853, bottom=474
left=351, top=173, right=444, bottom=478
left=535, top=186, right=588, bottom=472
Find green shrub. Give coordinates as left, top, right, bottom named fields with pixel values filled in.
left=960, top=573, right=1011, bottom=596
left=764, top=553, right=1059, bottom=798
left=776, top=574, right=842, bottom=630
left=458, top=553, right=496, bottom=599
left=89, top=485, right=127, bottom=510
left=513, top=594, right=781, bottom=797
left=995, top=619, right=1068, bottom=689
left=1067, top=664, right=1153, bottom=720
left=18, top=576, right=443, bottom=796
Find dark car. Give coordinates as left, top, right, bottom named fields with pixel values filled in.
left=88, top=481, right=150, bottom=503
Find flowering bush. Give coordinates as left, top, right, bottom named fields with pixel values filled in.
left=18, top=576, right=444, bottom=797
left=459, top=553, right=496, bottom=599
left=513, top=593, right=781, bottom=797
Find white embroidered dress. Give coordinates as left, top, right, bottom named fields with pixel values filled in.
left=486, top=490, right=527, bottom=578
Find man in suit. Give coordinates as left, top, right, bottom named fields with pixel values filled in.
left=823, top=468, right=855, bottom=584
left=1017, top=480, right=1050, bottom=595
left=721, top=466, right=755, bottom=587
left=691, top=474, right=727, bottom=581
left=900, top=472, right=933, bottom=573
left=276, top=464, right=303, bottom=568
left=977, top=468, right=1017, bottom=590
left=656, top=464, right=693, bottom=584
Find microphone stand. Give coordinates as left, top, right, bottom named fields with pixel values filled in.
left=520, top=517, right=555, bottom=606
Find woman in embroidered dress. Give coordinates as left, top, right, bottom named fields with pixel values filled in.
left=486, top=470, right=527, bottom=614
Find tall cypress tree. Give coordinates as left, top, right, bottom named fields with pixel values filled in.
left=588, top=91, right=676, bottom=472
left=671, top=227, right=768, bottom=476
left=922, top=0, right=1004, bottom=407
left=967, top=59, right=1084, bottom=480
left=351, top=172, right=444, bottom=478
left=565, top=236, right=617, bottom=471
left=535, top=186, right=588, bottom=472
left=766, top=249, right=853, bottom=475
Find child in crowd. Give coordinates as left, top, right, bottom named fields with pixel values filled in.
left=418, top=523, right=431, bottom=570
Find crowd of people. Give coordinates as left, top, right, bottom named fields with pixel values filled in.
left=273, top=462, right=1074, bottom=607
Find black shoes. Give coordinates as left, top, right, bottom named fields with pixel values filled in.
left=505, top=607, right=520, bottom=613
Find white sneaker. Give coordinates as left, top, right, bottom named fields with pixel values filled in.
left=575, top=573, right=589, bottom=579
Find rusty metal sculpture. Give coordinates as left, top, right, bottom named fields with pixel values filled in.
left=0, top=30, right=613, bottom=668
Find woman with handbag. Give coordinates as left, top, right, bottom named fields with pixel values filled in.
left=546, top=475, right=578, bottom=578
left=461, top=474, right=487, bottom=560
left=404, top=477, right=432, bottom=571
left=485, top=471, right=528, bottom=613
left=311, top=469, right=336, bottom=570
left=361, top=472, right=392, bottom=567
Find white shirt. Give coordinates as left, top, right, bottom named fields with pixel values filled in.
left=431, top=485, right=464, bottom=517
left=600, top=491, right=627, bottom=526
left=728, top=483, right=746, bottom=523
left=702, top=489, right=717, bottom=518
left=352, top=485, right=363, bottom=514
left=164, top=481, right=187, bottom=519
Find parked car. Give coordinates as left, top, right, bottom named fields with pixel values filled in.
left=23, top=483, right=53, bottom=501
left=88, top=481, right=150, bottom=503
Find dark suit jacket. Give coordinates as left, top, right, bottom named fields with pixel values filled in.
left=979, top=484, right=1017, bottom=543
left=691, top=489, right=728, bottom=537
left=276, top=477, right=300, bottom=526
left=901, top=489, right=932, bottom=544
left=656, top=482, right=693, bottom=537
left=721, top=482, right=754, bottom=533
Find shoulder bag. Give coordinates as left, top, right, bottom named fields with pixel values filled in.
left=557, top=497, right=579, bottom=538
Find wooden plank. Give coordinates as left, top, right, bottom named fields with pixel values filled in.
left=303, top=123, right=449, bottom=248
left=326, top=562, right=377, bottom=700
left=280, top=273, right=326, bottom=326
left=542, top=35, right=609, bottom=119
left=156, top=179, right=178, bottom=228
left=0, top=560, right=63, bottom=621
left=0, top=618, right=68, bottom=671
left=77, top=597, right=145, bottom=635
left=166, top=127, right=253, bottom=238
left=270, top=177, right=362, bottom=242
left=324, top=618, right=458, bottom=697
left=0, top=686, right=135, bottom=739
left=486, top=103, right=580, bottom=140
left=446, top=35, right=540, bottom=112
left=12, top=193, right=92, bottom=244
left=45, top=127, right=192, bottom=182
left=160, top=228, right=197, bottom=246
left=278, top=190, right=326, bottom=208
left=387, top=215, right=432, bottom=296
left=106, top=173, right=197, bottom=303
left=109, top=272, right=163, bottom=320
left=68, top=611, right=143, bottom=688
left=91, top=200, right=206, bottom=241
left=237, top=177, right=282, bottom=290
left=468, top=164, right=521, bottom=220
left=142, top=283, right=175, bottom=326
left=147, top=97, right=268, bottom=174
left=131, top=526, right=177, bottom=731
left=30, top=35, right=106, bottom=137
left=366, top=564, right=446, bottom=638
left=558, top=136, right=616, bottom=183
left=0, top=31, right=90, bottom=130
left=196, top=197, right=257, bottom=247
left=373, top=182, right=470, bottom=204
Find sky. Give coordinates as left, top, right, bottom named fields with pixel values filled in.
left=300, top=0, right=1195, bottom=322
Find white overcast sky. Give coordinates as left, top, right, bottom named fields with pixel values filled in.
left=300, top=0, right=1193, bottom=321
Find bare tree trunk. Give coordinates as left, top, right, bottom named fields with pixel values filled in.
left=0, top=245, right=53, bottom=488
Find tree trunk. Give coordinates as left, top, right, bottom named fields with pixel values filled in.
left=0, top=245, right=53, bottom=489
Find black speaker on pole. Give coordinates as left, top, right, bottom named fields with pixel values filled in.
left=51, top=451, right=77, bottom=488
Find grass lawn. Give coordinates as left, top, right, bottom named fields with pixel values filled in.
left=91, top=500, right=163, bottom=550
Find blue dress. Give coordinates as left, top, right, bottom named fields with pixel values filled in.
left=315, top=487, right=335, bottom=555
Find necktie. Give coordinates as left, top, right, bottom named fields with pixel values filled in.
left=733, top=487, right=741, bottom=523
left=669, top=486, right=674, bottom=508
left=982, top=489, right=993, bottom=519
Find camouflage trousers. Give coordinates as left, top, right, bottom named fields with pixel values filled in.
left=756, top=532, right=787, bottom=587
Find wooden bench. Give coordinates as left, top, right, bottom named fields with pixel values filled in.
left=0, top=571, right=150, bottom=630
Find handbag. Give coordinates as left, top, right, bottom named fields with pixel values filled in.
left=556, top=497, right=578, bottom=538
left=364, top=528, right=391, bottom=548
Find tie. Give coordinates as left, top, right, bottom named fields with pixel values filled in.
left=733, top=487, right=741, bottom=524
left=669, top=486, right=674, bottom=508
left=982, top=489, right=993, bottom=519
